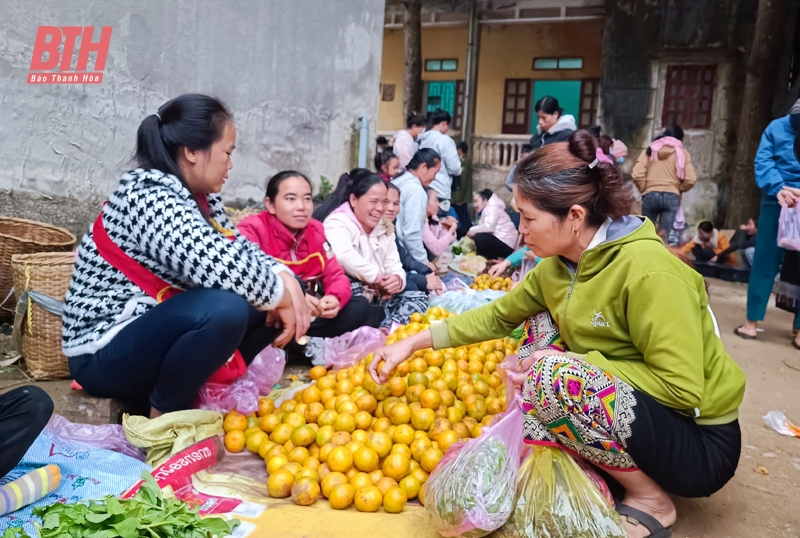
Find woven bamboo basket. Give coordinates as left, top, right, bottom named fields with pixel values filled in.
left=1, top=217, right=75, bottom=319
left=12, top=252, right=76, bottom=380
left=225, top=207, right=261, bottom=227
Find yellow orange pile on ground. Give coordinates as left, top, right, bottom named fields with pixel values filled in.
left=222, top=307, right=516, bottom=514
left=469, top=274, right=513, bottom=291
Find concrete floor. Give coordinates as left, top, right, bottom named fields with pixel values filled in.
left=1, top=280, right=800, bottom=537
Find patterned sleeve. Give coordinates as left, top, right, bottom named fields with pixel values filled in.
left=127, top=187, right=285, bottom=309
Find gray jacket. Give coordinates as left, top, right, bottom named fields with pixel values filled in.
left=392, top=171, right=429, bottom=264
left=418, top=129, right=462, bottom=200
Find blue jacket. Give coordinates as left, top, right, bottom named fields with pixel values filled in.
left=755, top=115, right=800, bottom=196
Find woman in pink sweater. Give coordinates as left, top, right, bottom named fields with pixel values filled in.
left=423, top=188, right=457, bottom=258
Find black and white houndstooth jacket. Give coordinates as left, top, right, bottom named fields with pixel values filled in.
left=62, top=168, right=287, bottom=357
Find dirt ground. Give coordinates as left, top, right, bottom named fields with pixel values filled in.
left=1, top=279, right=799, bottom=537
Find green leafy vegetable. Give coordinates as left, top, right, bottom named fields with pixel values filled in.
left=7, top=471, right=240, bottom=538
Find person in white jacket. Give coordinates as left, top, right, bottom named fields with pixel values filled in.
left=418, top=108, right=462, bottom=213
left=467, top=189, right=519, bottom=260
left=323, top=173, right=427, bottom=326
left=393, top=114, right=427, bottom=172
left=392, top=148, right=441, bottom=265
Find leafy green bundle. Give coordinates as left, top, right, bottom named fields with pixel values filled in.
left=1, top=472, right=239, bottom=538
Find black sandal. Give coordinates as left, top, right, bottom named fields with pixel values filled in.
left=734, top=326, right=757, bottom=340
left=616, top=503, right=673, bottom=538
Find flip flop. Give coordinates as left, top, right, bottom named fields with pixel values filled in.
left=733, top=326, right=757, bottom=340
left=792, top=339, right=800, bottom=351
left=616, top=502, right=673, bottom=538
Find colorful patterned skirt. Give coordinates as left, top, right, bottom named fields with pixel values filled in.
left=517, top=311, right=741, bottom=497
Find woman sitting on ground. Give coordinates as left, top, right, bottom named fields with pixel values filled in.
left=369, top=130, right=745, bottom=538
left=63, top=94, right=310, bottom=418
left=423, top=187, right=458, bottom=260
left=467, top=189, right=519, bottom=260
left=323, top=173, right=427, bottom=327
left=238, top=171, right=371, bottom=338
left=385, top=183, right=443, bottom=294
left=375, top=150, right=400, bottom=182
left=487, top=246, right=541, bottom=279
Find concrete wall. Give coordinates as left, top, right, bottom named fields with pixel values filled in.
left=378, top=19, right=603, bottom=135
left=0, top=0, right=385, bottom=236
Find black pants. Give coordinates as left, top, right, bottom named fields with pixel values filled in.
left=0, top=386, right=53, bottom=478
left=452, top=203, right=473, bottom=239
left=69, top=288, right=283, bottom=413
left=306, top=296, right=371, bottom=338
left=473, top=233, right=514, bottom=260
left=692, top=244, right=726, bottom=264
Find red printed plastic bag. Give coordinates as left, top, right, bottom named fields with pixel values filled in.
left=425, top=400, right=524, bottom=537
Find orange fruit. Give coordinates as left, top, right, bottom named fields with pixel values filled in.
left=429, top=418, right=452, bottom=442
left=290, top=425, right=316, bottom=448
left=411, top=408, right=436, bottom=431
left=419, top=389, right=442, bottom=410
left=336, top=400, right=359, bottom=416
left=425, top=350, right=444, bottom=368
left=399, top=475, right=421, bottom=500
left=223, top=412, right=248, bottom=433
left=356, top=394, right=378, bottom=414
left=375, top=476, right=399, bottom=496
left=389, top=377, right=407, bottom=397
left=452, top=422, right=470, bottom=440
left=304, top=402, right=324, bottom=424
left=288, top=446, right=310, bottom=465
left=258, top=398, right=276, bottom=417
left=368, top=469, right=384, bottom=485
left=372, top=417, right=392, bottom=433
left=319, top=442, right=335, bottom=463
left=327, top=446, right=354, bottom=473
left=317, top=410, right=338, bottom=428
left=310, top=365, right=328, bottom=380
left=281, top=462, right=303, bottom=477
left=345, top=441, right=364, bottom=454
left=382, top=453, right=410, bottom=482
left=354, top=411, right=373, bottom=431
left=438, top=430, right=459, bottom=452
left=350, top=472, right=373, bottom=491
left=336, top=379, right=354, bottom=395
left=293, top=403, right=309, bottom=418
left=447, top=406, right=464, bottom=425
left=330, top=431, right=352, bottom=446
left=270, top=423, right=294, bottom=445
left=259, top=414, right=281, bottom=434
left=316, top=425, right=334, bottom=447
left=420, top=447, right=444, bottom=473
left=383, top=486, right=407, bottom=513
left=280, top=400, right=297, bottom=412
left=305, top=456, right=321, bottom=469
left=317, top=376, right=336, bottom=391
left=355, top=486, right=383, bottom=512
left=410, top=467, right=429, bottom=485
left=392, top=424, right=415, bottom=445
left=470, top=423, right=484, bottom=438
left=407, top=372, right=429, bottom=389
left=267, top=468, right=295, bottom=498
left=296, top=467, right=320, bottom=483
left=291, top=476, right=320, bottom=506
left=224, top=430, right=246, bottom=453
left=246, top=431, right=268, bottom=454
left=283, top=412, right=307, bottom=428
left=351, top=429, right=369, bottom=444
left=473, top=380, right=490, bottom=397
left=354, top=446, right=380, bottom=472
left=481, top=414, right=495, bottom=426
left=366, top=432, right=393, bottom=458
left=467, top=400, right=488, bottom=422
left=318, top=463, right=332, bottom=481
left=334, top=413, right=356, bottom=433
left=346, top=467, right=359, bottom=480
left=266, top=444, right=287, bottom=461
left=389, top=403, right=411, bottom=425
left=258, top=440, right=277, bottom=460
left=410, top=437, right=432, bottom=461
left=321, top=471, right=348, bottom=498
left=329, top=483, right=356, bottom=510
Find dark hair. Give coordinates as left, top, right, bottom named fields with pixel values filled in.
left=424, top=186, right=437, bottom=197
left=407, top=148, right=441, bottom=171
left=476, top=189, right=493, bottom=202
left=698, top=221, right=714, bottom=233
left=265, top=170, right=312, bottom=200
left=406, top=114, right=427, bottom=128
left=376, top=136, right=388, bottom=145
left=513, top=130, right=633, bottom=227
left=521, top=143, right=534, bottom=154
left=427, top=108, right=451, bottom=129
left=313, top=168, right=375, bottom=221
left=646, top=125, right=685, bottom=156
left=534, top=96, right=563, bottom=116
left=386, top=182, right=401, bottom=194
left=598, top=135, right=614, bottom=156
left=136, top=94, right=233, bottom=217
left=457, top=141, right=469, bottom=154
left=374, top=150, right=398, bottom=173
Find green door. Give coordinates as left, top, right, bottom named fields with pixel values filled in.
left=426, top=81, right=456, bottom=115
left=530, top=80, right=582, bottom=133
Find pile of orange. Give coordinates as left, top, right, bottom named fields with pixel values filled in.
left=222, top=307, right=516, bottom=514
left=470, top=273, right=513, bottom=291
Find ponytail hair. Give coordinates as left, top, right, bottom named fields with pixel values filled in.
left=136, top=94, right=232, bottom=217
left=475, top=189, right=493, bottom=202
left=374, top=150, right=398, bottom=173
left=314, top=168, right=384, bottom=221
left=407, top=148, right=441, bottom=171
left=513, top=130, right=633, bottom=227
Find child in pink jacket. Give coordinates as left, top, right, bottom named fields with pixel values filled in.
left=423, top=188, right=457, bottom=258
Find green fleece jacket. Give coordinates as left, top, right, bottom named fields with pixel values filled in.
left=431, top=217, right=745, bottom=425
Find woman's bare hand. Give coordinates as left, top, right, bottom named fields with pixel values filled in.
left=488, top=260, right=510, bottom=278
left=778, top=187, right=800, bottom=208
left=509, top=349, right=566, bottom=385
left=278, top=272, right=310, bottom=340
left=368, top=339, right=415, bottom=384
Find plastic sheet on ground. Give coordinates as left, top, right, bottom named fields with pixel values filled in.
left=197, top=346, right=286, bottom=414
left=323, top=326, right=387, bottom=369
left=0, top=429, right=150, bottom=534
left=44, top=414, right=145, bottom=461
left=430, top=288, right=507, bottom=314
left=763, top=410, right=800, bottom=437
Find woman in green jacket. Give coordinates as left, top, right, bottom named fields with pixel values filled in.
left=369, top=131, right=745, bottom=538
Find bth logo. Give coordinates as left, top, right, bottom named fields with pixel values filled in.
left=28, top=26, right=112, bottom=85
